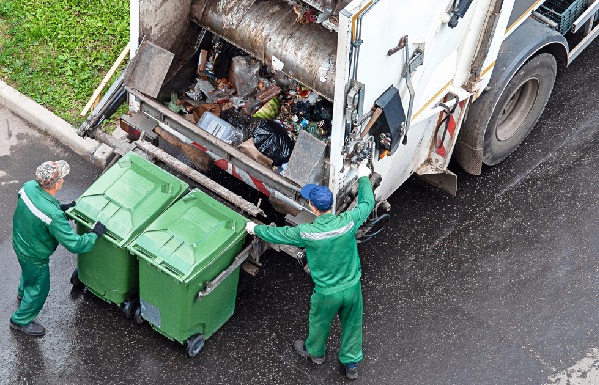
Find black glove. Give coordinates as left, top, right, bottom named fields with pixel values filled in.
left=60, top=201, right=76, bottom=211
left=91, top=222, right=107, bottom=238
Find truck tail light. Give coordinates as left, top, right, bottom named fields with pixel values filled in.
left=119, top=118, right=141, bottom=140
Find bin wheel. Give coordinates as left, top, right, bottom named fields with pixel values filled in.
left=134, top=306, right=144, bottom=324
left=70, top=268, right=82, bottom=286
left=186, top=334, right=206, bottom=358
left=123, top=300, right=136, bottom=319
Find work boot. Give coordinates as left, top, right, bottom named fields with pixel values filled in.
left=293, top=340, right=325, bottom=364
left=10, top=319, right=46, bottom=337
left=345, top=363, right=359, bottom=380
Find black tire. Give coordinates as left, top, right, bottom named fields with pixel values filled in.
left=70, top=268, right=82, bottom=286
left=185, top=334, right=206, bottom=358
left=134, top=305, right=144, bottom=324
left=483, top=53, right=557, bottom=165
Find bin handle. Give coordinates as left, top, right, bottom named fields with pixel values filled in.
left=197, top=238, right=266, bottom=300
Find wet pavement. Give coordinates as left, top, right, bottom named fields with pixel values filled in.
left=1, top=40, right=599, bottom=384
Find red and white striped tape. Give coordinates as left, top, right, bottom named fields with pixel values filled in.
left=191, top=142, right=271, bottom=196
left=435, top=99, right=465, bottom=159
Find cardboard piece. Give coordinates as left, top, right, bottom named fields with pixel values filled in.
left=184, top=114, right=197, bottom=123
left=193, top=103, right=222, bottom=121
left=239, top=138, right=273, bottom=167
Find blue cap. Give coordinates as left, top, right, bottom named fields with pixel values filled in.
left=301, top=184, right=333, bottom=211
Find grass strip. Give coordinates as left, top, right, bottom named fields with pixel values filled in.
left=0, top=0, right=129, bottom=126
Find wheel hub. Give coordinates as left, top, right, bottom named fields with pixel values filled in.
left=496, top=78, right=540, bottom=141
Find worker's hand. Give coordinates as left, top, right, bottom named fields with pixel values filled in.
left=91, top=221, right=107, bottom=238
left=60, top=201, right=76, bottom=211
left=357, top=162, right=371, bottom=178
left=245, top=221, right=257, bottom=235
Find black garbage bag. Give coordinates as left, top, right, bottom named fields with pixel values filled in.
left=252, top=120, right=295, bottom=166
left=313, top=100, right=334, bottom=129
left=220, top=109, right=254, bottom=141
left=291, top=99, right=334, bottom=129
left=291, top=101, right=313, bottom=120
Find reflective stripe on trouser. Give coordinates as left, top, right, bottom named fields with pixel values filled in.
left=11, top=257, right=50, bottom=326
left=305, top=281, right=363, bottom=364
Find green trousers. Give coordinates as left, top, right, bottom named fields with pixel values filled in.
left=11, top=256, right=50, bottom=326
left=305, top=281, right=363, bottom=364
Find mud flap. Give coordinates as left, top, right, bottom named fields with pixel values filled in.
left=418, top=170, right=457, bottom=196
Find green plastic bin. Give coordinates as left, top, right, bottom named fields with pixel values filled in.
left=67, top=152, right=188, bottom=305
left=127, top=189, right=247, bottom=356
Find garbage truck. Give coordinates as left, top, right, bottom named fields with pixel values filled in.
left=103, top=0, right=598, bottom=247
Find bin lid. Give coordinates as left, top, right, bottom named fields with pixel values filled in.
left=68, top=152, right=188, bottom=246
left=128, top=189, right=247, bottom=282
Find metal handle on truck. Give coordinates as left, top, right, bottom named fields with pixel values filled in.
left=198, top=238, right=266, bottom=299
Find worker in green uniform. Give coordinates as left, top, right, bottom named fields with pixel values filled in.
left=246, top=162, right=374, bottom=380
left=10, top=160, right=106, bottom=337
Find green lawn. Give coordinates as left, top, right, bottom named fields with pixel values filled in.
left=0, top=0, right=129, bottom=125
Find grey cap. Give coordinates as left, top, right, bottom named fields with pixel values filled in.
left=35, top=160, right=70, bottom=188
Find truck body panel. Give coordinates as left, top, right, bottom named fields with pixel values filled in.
left=124, top=0, right=597, bottom=219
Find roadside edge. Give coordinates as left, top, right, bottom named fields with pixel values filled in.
left=0, top=80, right=114, bottom=168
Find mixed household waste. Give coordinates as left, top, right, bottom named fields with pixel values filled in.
left=166, top=36, right=334, bottom=171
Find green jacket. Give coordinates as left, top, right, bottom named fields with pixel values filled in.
left=12, top=180, right=98, bottom=263
left=255, top=177, right=375, bottom=294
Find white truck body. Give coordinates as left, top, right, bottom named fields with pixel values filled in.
left=124, top=0, right=599, bottom=221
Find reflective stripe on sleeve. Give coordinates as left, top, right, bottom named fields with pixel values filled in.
left=300, top=221, right=354, bottom=240
left=19, top=188, right=52, bottom=225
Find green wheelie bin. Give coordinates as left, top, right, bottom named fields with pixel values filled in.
left=67, top=152, right=188, bottom=317
left=127, top=189, right=247, bottom=357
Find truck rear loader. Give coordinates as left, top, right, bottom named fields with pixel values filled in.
left=115, top=0, right=598, bottom=224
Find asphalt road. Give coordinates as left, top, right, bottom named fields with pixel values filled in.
left=1, top=40, right=598, bottom=385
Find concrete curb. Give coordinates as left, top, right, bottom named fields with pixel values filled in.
left=0, top=80, right=114, bottom=168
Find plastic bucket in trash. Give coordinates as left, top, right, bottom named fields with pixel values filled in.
left=67, top=152, right=188, bottom=305
left=128, top=189, right=247, bottom=344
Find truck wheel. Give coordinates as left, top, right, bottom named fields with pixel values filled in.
left=483, top=53, right=557, bottom=165
left=186, top=334, right=206, bottom=357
